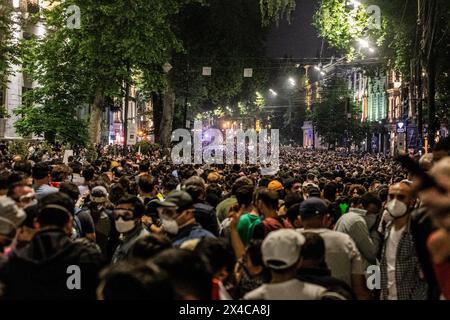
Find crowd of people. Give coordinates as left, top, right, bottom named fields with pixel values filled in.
left=0, top=140, right=449, bottom=300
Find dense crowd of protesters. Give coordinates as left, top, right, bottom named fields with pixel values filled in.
left=0, top=139, right=449, bottom=300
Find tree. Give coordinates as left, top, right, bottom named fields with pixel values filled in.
left=260, top=0, right=297, bottom=26
left=170, top=0, right=271, bottom=120
left=16, top=0, right=186, bottom=146
left=0, top=0, right=17, bottom=117
left=310, top=78, right=365, bottom=149
left=313, top=0, right=450, bottom=147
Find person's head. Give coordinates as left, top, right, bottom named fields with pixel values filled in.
left=7, top=183, right=36, bottom=208
left=286, top=202, right=302, bottom=228
left=0, top=170, right=11, bottom=196
left=68, top=161, right=82, bottom=175
left=114, top=195, right=146, bottom=234
left=138, top=160, right=150, bottom=173
left=155, top=190, right=195, bottom=236
left=299, top=197, right=330, bottom=229
left=261, top=229, right=305, bottom=278
left=59, top=181, right=80, bottom=203
left=195, top=238, right=235, bottom=281
left=90, top=185, right=109, bottom=207
left=0, top=197, right=26, bottom=250
left=38, top=192, right=75, bottom=235
left=185, top=184, right=205, bottom=203
left=81, top=165, right=95, bottom=182
left=184, top=176, right=206, bottom=192
left=284, top=178, right=302, bottom=196
left=32, top=162, right=52, bottom=183
left=51, top=164, right=71, bottom=182
left=349, top=184, right=367, bottom=197
left=12, top=160, right=32, bottom=176
left=235, top=185, right=254, bottom=208
left=254, top=188, right=279, bottom=217
left=138, top=174, right=157, bottom=196
left=386, top=181, right=415, bottom=219
left=304, top=186, right=321, bottom=199
left=97, top=260, right=174, bottom=300
left=16, top=204, right=39, bottom=245
left=130, top=233, right=172, bottom=260
left=109, top=183, right=126, bottom=205
left=323, top=183, right=337, bottom=202
left=231, top=176, right=253, bottom=195
left=241, top=240, right=269, bottom=280
left=356, top=192, right=382, bottom=215
left=152, top=248, right=212, bottom=300
left=299, top=232, right=326, bottom=269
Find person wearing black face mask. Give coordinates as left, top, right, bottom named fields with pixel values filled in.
left=379, top=181, right=428, bottom=300
left=111, top=195, right=149, bottom=264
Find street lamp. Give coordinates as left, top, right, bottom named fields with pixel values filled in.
left=357, top=38, right=370, bottom=49
left=269, top=89, right=278, bottom=97
left=288, top=77, right=296, bottom=87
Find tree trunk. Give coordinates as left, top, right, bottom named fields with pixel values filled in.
left=159, top=88, right=175, bottom=149
left=89, top=91, right=104, bottom=145
left=152, top=92, right=163, bottom=143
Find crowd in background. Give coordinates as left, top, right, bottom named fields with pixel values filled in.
left=0, top=139, right=449, bottom=300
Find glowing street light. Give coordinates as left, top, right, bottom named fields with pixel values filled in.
left=269, top=89, right=278, bottom=97
left=349, top=0, right=361, bottom=8
left=288, top=77, right=296, bottom=87
left=320, top=71, right=326, bottom=76
left=368, top=47, right=376, bottom=53
left=314, top=65, right=321, bottom=71
left=358, top=38, right=370, bottom=49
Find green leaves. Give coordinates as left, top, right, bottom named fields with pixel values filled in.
left=260, top=0, right=296, bottom=26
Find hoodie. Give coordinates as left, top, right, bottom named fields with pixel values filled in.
left=0, top=228, right=104, bottom=300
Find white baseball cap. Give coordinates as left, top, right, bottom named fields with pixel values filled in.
left=261, top=229, right=305, bottom=270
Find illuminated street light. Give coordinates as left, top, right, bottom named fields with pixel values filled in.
left=13, top=0, right=20, bottom=9
left=320, top=71, right=326, bottom=76
left=269, top=89, right=278, bottom=97
left=314, top=65, right=321, bottom=71
left=288, top=77, right=296, bottom=87
left=349, top=0, right=361, bottom=8
left=358, top=38, right=370, bottom=48
left=368, top=47, right=375, bottom=53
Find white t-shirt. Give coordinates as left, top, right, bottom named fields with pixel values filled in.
left=298, top=228, right=365, bottom=285
left=386, top=225, right=406, bottom=300
left=243, top=279, right=326, bottom=300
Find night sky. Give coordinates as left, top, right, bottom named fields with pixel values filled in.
left=266, top=0, right=322, bottom=59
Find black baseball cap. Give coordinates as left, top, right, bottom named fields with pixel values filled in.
left=299, top=198, right=328, bottom=219
left=153, top=190, right=194, bottom=212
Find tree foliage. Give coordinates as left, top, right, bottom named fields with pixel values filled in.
left=260, top=0, right=296, bottom=26
left=0, top=0, right=17, bottom=87
left=310, top=78, right=367, bottom=148
left=15, top=0, right=188, bottom=145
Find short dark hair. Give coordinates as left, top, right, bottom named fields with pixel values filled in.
left=301, top=232, right=325, bottom=262
left=12, top=160, right=32, bottom=176
left=323, top=183, right=337, bottom=201
left=59, top=181, right=80, bottom=202
left=116, top=195, right=145, bottom=218
left=359, top=192, right=382, bottom=210
left=38, top=192, right=74, bottom=228
left=0, top=170, right=11, bottom=190
left=130, top=234, right=172, bottom=260
left=256, top=188, right=279, bottom=210
left=138, top=174, right=157, bottom=194
left=284, top=178, right=301, bottom=191
left=139, top=160, right=150, bottom=173
left=32, top=162, right=51, bottom=180
left=152, top=249, right=212, bottom=300
left=99, top=260, right=174, bottom=300
left=231, top=177, right=253, bottom=195
left=235, top=185, right=254, bottom=207
left=69, top=161, right=82, bottom=174
left=82, top=165, right=95, bottom=181
left=195, top=238, right=235, bottom=275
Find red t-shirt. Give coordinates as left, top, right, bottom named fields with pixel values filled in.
left=433, top=260, right=450, bottom=300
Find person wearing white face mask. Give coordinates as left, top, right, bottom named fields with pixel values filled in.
left=111, top=195, right=149, bottom=264
left=154, top=190, right=215, bottom=248
left=380, top=181, right=428, bottom=300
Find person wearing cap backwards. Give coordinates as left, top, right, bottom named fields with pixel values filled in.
left=111, top=195, right=149, bottom=264
left=298, top=197, right=371, bottom=300
left=154, top=190, right=215, bottom=248
left=0, top=192, right=103, bottom=299
left=243, top=229, right=327, bottom=300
